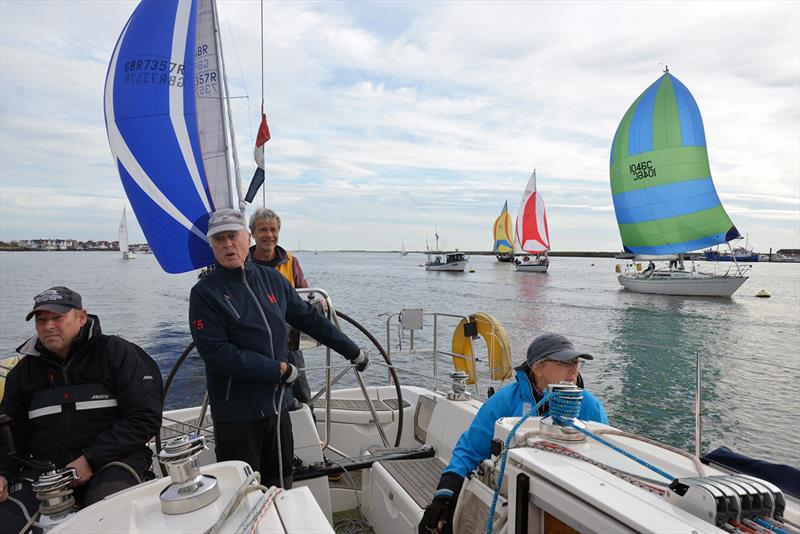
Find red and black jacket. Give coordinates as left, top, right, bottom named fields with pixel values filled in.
left=189, top=260, right=359, bottom=423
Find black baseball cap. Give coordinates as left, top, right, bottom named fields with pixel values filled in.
left=515, top=333, right=593, bottom=371
left=26, top=286, right=83, bottom=321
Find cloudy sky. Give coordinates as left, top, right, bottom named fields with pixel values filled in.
left=1, top=0, right=798, bottom=252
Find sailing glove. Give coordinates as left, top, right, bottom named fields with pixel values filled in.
left=281, top=363, right=299, bottom=385
left=419, top=472, right=463, bottom=534
left=352, top=349, right=370, bottom=372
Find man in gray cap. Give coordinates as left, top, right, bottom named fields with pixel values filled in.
left=0, top=286, right=163, bottom=531
left=189, top=208, right=369, bottom=489
left=419, top=333, right=608, bottom=534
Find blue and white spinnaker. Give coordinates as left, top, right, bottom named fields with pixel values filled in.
left=104, top=0, right=241, bottom=273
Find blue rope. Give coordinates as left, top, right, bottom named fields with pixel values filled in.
left=562, top=421, right=675, bottom=481
left=484, top=392, right=551, bottom=534
left=754, top=517, right=791, bottom=534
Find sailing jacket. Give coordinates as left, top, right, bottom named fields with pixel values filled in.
left=189, top=260, right=359, bottom=423
left=249, top=245, right=308, bottom=289
left=0, top=316, right=163, bottom=480
left=442, top=369, right=608, bottom=481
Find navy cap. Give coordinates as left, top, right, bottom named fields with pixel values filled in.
left=515, top=333, right=593, bottom=371
left=26, top=286, right=83, bottom=321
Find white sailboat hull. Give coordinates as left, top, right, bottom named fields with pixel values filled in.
left=425, top=260, right=468, bottom=272
left=123, top=251, right=136, bottom=260
left=514, top=261, right=548, bottom=273
left=618, top=272, right=747, bottom=297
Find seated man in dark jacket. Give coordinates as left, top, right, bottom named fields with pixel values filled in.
left=0, top=286, right=163, bottom=531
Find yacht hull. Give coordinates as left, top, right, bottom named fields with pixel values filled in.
left=618, top=273, right=747, bottom=297
left=514, top=262, right=548, bottom=272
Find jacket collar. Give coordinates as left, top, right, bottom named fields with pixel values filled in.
left=213, top=260, right=251, bottom=281
left=16, top=314, right=102, bottom=364
left=514, top=368, right=541, bottom=404
left=248, top=244, right=288, bottom=266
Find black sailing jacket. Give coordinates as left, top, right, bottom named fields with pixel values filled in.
left=189, top=260, right=359, bottom=423
left=0, top=316, right=163, bottom=480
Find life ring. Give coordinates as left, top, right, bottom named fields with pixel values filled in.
left=0, top=354, right=23, bottom=400
left=451, top=313, right=513, bottom=385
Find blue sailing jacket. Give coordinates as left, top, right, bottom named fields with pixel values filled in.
left=444, top=369, right=608, bottom=478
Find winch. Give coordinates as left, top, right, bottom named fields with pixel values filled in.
left=158, top=434, right=220, bottom=514
left=538, top=382, right=586, bottom=442
left=31, top=467, right=78, bottom=529
left=447, top=371, right=471, bottom=400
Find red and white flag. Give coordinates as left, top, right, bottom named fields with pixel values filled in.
left=245, top=111, right=271, bottom=203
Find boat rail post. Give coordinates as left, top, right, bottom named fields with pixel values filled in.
left=695, top=348, right=702, bottom=458
left=433, top=313, right=438, bottom=392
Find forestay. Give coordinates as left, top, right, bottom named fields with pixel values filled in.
left=609, top=71, right=740, bottom=256
left=104, top=0, right=240, bottom=273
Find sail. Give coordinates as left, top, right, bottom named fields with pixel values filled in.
left=514, top=171, right=550, bottom=253
left=492, top=201, right=514, bottom=254
left=104, top=0, right=239, bottom=274
left=609, top=72, right=740, bottom=256
left=118, top=207, right=129, bottom=254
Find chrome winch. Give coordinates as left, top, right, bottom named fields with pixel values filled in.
left=158, top=434, right=219, bottom=515
left=31, top=467, right=78, bottom=529
left=447, top=371, right=471, bottom=401
left=538, top=382, right=586, bottom=443
left=666, top=474, right=786, bottom=527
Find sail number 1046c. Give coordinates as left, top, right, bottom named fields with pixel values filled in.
left=629, top=160, right=656, bottom=181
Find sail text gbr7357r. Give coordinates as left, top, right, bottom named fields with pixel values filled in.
left=104, top=0, right=243, bottom=274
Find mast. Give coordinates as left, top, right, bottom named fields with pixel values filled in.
left=210, top=0, right=242, bottom=209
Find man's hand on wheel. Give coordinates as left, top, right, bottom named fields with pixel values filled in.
left=352, top=349, right=370, bottom=372
left=281, top=363, right=299, bottom=385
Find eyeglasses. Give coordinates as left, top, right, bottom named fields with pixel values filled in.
left=544, top=358, right=584, bottom=369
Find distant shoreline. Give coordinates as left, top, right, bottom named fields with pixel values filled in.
left=3, top=247, right=796, bottom=262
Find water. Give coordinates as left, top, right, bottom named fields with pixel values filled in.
left=1, top=251, right=798, bottom=467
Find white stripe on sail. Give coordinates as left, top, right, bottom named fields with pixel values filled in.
left=170, top=0, right=212, bottom=213
left=534, top=193, right=549, bottom=250
left=104, top=17, right=209, bottom=244
left=75, top=399, right=119, bottom=411
left=29, top=405, right=62, bottom=419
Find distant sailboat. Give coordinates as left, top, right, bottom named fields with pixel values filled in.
left=610, top=69, right=748, bottom=297
left=492, top=201, right=514, bottom=262
left=513, top=170, right=550, bottom=272
left=119, top=206, right=136, bottom=260
left=400, top=239, right=408, bottom=256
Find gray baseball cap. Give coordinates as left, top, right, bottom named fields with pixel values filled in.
left=515, top=333, right=593, bottom=370
left=207, top=209, right=248, bottom=238
left=26, top=286, right=83, bottom=321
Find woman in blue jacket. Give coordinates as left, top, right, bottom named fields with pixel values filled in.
left=419, top=333, right=608, bottom=534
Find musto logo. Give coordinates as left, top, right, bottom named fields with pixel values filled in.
left=629, top=160, right=656, bottom=181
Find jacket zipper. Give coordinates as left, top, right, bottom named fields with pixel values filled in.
left=225, top=377, right=232, bottom=401
left=223, top=294, right=241, bottom=320
left=241, top=267, right=279, bottom=415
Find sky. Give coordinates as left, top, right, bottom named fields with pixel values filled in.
left=1, top=0, right=798, bottom=253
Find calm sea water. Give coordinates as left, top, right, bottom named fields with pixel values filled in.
left=1, top=251, right=798, bottom=467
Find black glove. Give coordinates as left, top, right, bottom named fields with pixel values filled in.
left=352, top=349, right=370, bottom=373
left=419, top=492, right=456, bottom=534
left=281, top=363, right=299, bottom=385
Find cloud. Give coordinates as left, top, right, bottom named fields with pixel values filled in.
left=1, top=0, right=798, bottom=252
